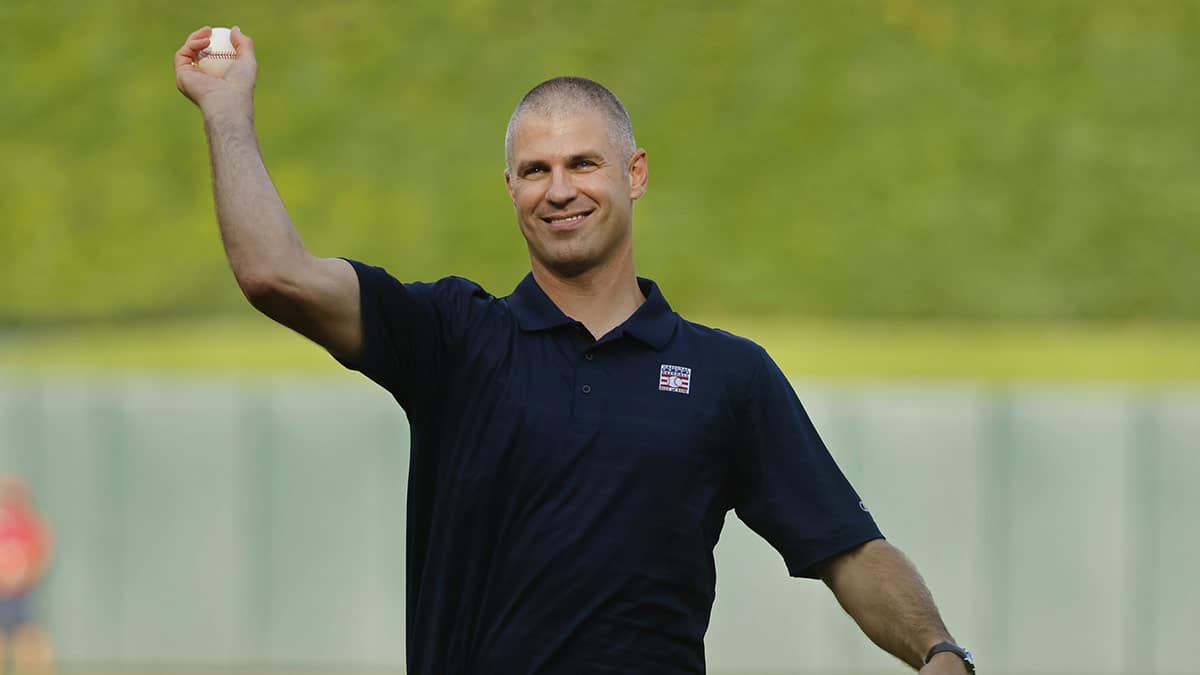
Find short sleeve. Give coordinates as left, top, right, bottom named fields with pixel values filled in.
left=339, top=259, right=492, bottom=420
left=732, top=349, right=883, bottom=578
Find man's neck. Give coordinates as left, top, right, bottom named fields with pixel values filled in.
left=531, top=257, right=645, bottom=340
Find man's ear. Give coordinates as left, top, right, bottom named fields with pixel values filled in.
left=628, top=149, right=648, bottom=201
left=504, top=169, right=516, bottom=204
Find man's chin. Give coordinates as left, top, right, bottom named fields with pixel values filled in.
left=527, top=233, right=630, bottom=280
left=531, top=246, right=601, bottom=279
left=542, top=256, right=597, bottom=279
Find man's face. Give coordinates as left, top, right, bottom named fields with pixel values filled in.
left=505, top=110, right=647, bottom=278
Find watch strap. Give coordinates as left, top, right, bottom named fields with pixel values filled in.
left=925, top=641, right=975, bottom=672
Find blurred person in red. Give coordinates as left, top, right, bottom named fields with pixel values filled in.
left=0, top=477, right=54, bottom=675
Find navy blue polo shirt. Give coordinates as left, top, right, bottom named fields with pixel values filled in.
left=343, top=260, right=882, bottom=675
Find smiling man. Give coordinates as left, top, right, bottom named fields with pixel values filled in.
left=176, top=26, right=974, bottom=675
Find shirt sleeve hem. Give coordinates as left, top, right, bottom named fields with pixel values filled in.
left=785, top=528, right=886, bottom=580
left=332, top=258, right=373, bottom=374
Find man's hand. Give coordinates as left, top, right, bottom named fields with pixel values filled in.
left=174, top=26, right=257, bottom=113
left=919, top=651, right=972, bottom=674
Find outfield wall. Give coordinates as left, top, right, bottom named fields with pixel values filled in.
left=0, top=375, right=1196, bottom=674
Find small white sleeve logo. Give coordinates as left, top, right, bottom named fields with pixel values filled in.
left=659, top=364, right=691, bottom=394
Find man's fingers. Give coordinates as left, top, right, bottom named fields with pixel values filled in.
left=187, top=26, right=213, bottom=42
left=174, top=45, right=196, bottom=70
left=174, top=27, right=214, bottom=70
left=174, top=40, right=208, bottom=70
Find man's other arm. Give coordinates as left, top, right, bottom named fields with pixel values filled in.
left=175, top=27, right=362, bottom=365
left=817, top=538, right=970, bottom=673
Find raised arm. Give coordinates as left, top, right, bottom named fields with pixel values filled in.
left=174, top=26, right=362, bottom=364
left=817, top=538, right=970, bottom=673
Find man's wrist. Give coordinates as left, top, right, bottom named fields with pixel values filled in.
left=925, top=641, right=974, bottom=672
left=200, top=95, right=255, bottom=126
left=929, top=651, right=970, bottom=670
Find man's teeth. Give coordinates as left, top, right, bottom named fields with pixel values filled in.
left=548, top=213, right=587, bottom=223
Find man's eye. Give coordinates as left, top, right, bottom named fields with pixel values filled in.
left=525, top=167, right=544, bottom=176
left=576, top=160, right=595, bottom=168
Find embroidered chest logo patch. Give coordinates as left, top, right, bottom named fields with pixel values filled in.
left=659, top=364, right=692, bottom=394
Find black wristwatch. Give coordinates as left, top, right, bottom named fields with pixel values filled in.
left=925, top=641, right=975, bottom=672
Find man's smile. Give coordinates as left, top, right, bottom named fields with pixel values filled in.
left=541, top=209, right=595, bottom=230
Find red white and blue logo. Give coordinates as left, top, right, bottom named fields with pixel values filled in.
left=659, top=364, right=691, bottom=394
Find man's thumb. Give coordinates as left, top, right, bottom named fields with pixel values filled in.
left=230, top=26, right=254, bottom=56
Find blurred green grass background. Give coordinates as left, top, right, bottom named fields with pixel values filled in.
left=1, top=0, right=1197, bottom=378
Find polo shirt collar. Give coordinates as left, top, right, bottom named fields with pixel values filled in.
left=507, top=273, right=678, bottom=351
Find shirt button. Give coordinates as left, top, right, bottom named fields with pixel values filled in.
left=581, top=384, right=592, bottom=394
left=585, top=352, right=594, bottom=361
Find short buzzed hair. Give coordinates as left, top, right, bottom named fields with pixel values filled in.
left=505, top=76, right=637, bottom=170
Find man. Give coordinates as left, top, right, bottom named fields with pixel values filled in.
left=175, top=26, right=974, bottom=675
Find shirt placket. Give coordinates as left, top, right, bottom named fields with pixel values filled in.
left=570, top=323, right=604, bottom=420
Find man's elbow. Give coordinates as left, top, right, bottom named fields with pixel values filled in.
left=237, top=271, right=300, bottom=317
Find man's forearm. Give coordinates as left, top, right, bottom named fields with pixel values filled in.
left=176, top=27, right=363, bottom=360
left=821, top=539, right=954, bottom=669
left=203, top=104, right=309, bottom=294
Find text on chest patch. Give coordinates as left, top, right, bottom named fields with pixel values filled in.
left=659, top=364, right=692, bottom=394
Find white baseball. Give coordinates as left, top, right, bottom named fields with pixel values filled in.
left=197, top=27, right=237, bottom=77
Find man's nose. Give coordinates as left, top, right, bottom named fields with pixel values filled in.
left=545, top=168, right=578, bottom=207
